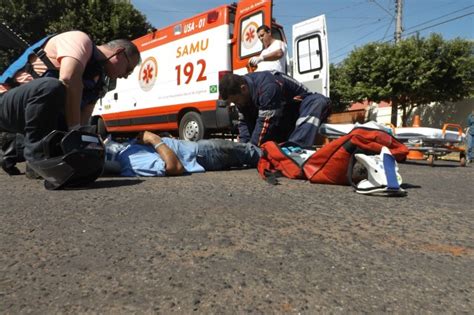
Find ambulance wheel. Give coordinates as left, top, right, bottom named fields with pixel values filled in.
left=97, top=117, right=108, bottom=139
left=179, top=112, right=205, bottom=141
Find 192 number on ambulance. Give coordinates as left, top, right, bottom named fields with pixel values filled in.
left=175, top=59, right=207, bottom=85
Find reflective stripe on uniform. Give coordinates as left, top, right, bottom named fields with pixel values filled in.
left=258, top=109, right=282, bottom=118
left=296, top=116, right=320, bottom=127
left=258, top=117, right=271, bottom=146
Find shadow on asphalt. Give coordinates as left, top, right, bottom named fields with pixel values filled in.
left=401, top=183, right=422, bottom=189
left=64, top=179, right=144, bottom=190
left=401, top=160, right=462, bottom=168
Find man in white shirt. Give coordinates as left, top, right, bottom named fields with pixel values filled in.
left=248, top=25, right=288, bottom=73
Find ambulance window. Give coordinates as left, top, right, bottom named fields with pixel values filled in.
left=296, top=34, right=322, bottom=73
left=174, top=24, right=182, bottom=35
left=239, top=12, right=264, bottom=58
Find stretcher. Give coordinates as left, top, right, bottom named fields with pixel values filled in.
left=319, top=121, right=467, bottom=166
left=319, top=121, right=390, bottom=139
left=393, top=123, right=466, bottom=166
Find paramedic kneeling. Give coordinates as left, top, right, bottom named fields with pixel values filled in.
left=0, top=30, right=140, bottom=175
left=219, top=71, right=331, bottom=147
left=105, top=131, right=262, bottom=177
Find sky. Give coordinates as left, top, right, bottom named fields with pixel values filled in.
left=130, top=0, right=473, bottom=64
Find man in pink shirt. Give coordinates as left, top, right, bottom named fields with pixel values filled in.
left=0, top=30, right=140, bottom=176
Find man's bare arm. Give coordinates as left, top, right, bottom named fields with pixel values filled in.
left=58, top=57, right=84, bottom=129
left=138, top=131, right=184, bottom=176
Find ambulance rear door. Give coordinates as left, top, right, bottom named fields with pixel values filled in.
left=292, top=14, right=329, bottom=97
left=232, top=0, right=272, bottom=74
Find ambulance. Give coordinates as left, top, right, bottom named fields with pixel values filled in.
left=92, top=0, right=329, bottom=140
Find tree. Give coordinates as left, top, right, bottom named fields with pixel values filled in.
left=0, top=0, right=152, bottom=72
left=47, top=0, right=152, bottom=43
left=330, top=41, right=395, bottom=115
left=328, top=64, right=351, bottom=113
left=330, top=34, right=474, bottom=126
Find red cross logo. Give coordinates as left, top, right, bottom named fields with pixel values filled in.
left=138, top=57, right=158, bottom=92
left=142, top=64, right=154, bottom=84
left=245, top=28, right=256, bottom=43
left=242, top=21, right=259, bottom=50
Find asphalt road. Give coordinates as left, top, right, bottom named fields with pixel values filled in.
left=1, top=159, right=473, bottom=313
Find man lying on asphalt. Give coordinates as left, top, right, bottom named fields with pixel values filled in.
left=105, top=131, right=262, bottom=176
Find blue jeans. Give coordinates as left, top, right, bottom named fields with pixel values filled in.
left=195, top=139, right=261, bottom=171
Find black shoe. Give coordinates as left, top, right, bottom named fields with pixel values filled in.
left=25, top=164, right=42, bottom=179
left=1, top=162, right=21, bottom=176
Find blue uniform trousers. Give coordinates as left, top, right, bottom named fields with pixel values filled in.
left=288, top=93, right=331, bottom=147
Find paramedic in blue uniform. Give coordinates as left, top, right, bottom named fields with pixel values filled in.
left=105, top=131, right=261, bottom=177
left=0, top=30, right=140, bottom=176
left=219, top=71, right=331, bottom=147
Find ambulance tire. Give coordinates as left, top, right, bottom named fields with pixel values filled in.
left=179, top=112, right=205, bottom=141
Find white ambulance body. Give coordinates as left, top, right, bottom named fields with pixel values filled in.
left=92, top=0, right=329, bottom=140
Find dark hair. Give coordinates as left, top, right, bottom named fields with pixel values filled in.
left=105, top=39, right=141, bottom=63
left=219, top=73, right=246, bottom=100
left=257, top=25, right=271, bottom=34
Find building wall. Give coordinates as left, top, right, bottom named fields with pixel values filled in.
left=413, top=99, right=474, bottom=129
left=349, top=98, right=474, bottom=129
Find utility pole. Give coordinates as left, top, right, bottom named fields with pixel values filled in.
left=391, top=0, right=404, bottom=125
left=394, top=0, right=403, bottom=43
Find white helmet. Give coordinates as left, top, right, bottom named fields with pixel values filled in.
left=352, top=146, right=406, bottom=196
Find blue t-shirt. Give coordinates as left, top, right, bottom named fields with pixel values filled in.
left=116, top=138, right=205, bottom=177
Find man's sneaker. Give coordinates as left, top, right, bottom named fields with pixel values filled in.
left=25, top=164, right=42, bottom=179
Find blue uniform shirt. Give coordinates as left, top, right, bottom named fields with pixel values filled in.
left=239, top=71, right=311, bottom=145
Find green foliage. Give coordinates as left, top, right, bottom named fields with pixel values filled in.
left=330, top=34, right=474, bottom=125
left=328, top=64, right=350, bottom=113
left=0, top=0, right=152, bottom=72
